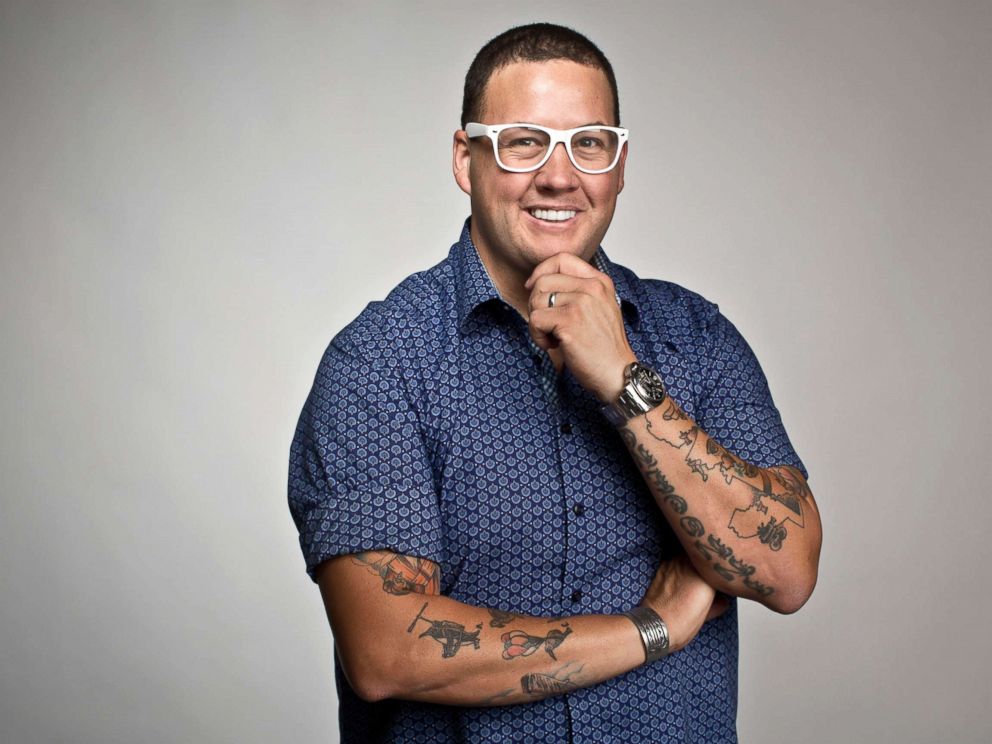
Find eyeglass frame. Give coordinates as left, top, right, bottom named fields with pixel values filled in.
left=464, top=122, right=629, bottom=175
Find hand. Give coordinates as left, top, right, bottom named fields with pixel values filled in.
left=640, top=554, right=729, bottom=653
left=525, top=253, right=637, bottom=402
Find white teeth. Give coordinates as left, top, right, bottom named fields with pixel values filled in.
left=529, top=208, right=576, bottom=222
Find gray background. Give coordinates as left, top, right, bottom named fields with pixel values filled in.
left=2, top=1, right=990, bottom=742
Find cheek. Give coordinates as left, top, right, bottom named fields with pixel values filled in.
left=482, top=184, right=525, bottom=219
left=586, top=174, right=622, bottom=206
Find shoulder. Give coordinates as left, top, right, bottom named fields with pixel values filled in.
left=329, top=257, right=458, bottom=372
left=610, top=260, right=724, bottom=346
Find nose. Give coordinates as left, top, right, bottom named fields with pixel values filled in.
left=534, top=142, right=580, bottom=191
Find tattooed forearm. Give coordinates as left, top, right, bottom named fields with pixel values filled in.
left=638, top=400, right=811, bottom=552
left=728, top=477, right=806, bottom=551
left=502, top=623, right=572, bottom=661
left=407, top=602, right=483, bottom=659
left=646, top=414, right=755, bottom=486
left=352, top=552, right=440, bottom=595
left=619, top=428, right=688, bottom=514
left=621, top=424, right=777, bottom=597
left=488, top=609, right=519, bottom=628
left=693, top=534, right=773, bottom=596
left=520, top=662, right=584, bottom=696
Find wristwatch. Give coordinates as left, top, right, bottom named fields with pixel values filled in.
left=601, top=361, right=668, bottom=426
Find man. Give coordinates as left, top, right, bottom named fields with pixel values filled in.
left=289, top=23, right=821, bottom=743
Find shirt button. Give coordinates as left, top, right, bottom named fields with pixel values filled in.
left=570, top=590, right=583, bottom=603
left=560, top=422, right=572, bottom=434
left=572, top=503, right=585, bottom=516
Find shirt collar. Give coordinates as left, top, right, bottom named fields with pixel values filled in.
left=453, top=218, right=642, bottom=333
left=453, top=220, right=504, bottom=332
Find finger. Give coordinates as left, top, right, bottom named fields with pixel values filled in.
left=529, top=272, right=589, bottom=295
left=528, top=306, right=566, bottom=350
left=528, top=274, right=608, bottom=313
left=528, top=289, right=583, bottom=314
left=525, top=252, right=602, bottom=289
left=527, top=275, right=587, bottom=312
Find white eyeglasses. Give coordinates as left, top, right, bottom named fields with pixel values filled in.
left=465, top=122, right=628, bottom=174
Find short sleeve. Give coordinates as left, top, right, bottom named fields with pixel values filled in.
left=695, top=309, right=808, bottom=478
left=287, top=341, right=443, bottom=581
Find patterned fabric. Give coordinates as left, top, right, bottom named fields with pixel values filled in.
left=288, top=220, right=806, bottom=743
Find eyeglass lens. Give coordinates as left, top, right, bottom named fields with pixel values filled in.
left=496, top=127, right=620, bottom=171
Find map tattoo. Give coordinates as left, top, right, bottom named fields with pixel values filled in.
left=641, top=403, right=811, bottom=552
left=618, top=426, right=778, bottom=597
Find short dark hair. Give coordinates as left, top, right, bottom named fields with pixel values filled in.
left=461, top=23, right=620, bottom=128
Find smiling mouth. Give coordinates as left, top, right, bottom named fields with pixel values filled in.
left=529, top=208, right=577, bottom=222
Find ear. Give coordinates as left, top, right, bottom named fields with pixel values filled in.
left=616, top=141, right=628, bottom=195
left=452, top=130, right=472, bottom=196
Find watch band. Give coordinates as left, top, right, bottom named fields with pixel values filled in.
left=624, top=606, right=671, bottom=664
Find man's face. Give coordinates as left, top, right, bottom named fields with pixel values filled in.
left=453, top=60, right=626, bottom=288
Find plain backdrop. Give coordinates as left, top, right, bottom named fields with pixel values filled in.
left=2, top=1, right=990, bottom=742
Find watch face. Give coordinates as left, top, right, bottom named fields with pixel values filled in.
left=631, top=364, right=667, bottom=404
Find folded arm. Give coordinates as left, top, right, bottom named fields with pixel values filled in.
left=619, top=398, right=822, bottom=613
left=317, top=549, right=722, bottom=706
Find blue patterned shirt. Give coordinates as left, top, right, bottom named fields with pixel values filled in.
left=288, top=221, right=806, bottom=743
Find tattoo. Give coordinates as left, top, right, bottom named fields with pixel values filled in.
left=756, top=517, right=788, bottom=551
left=488, top=609, right=519, bottom=628
left=641, top=402, right=811, bottom=552
left=646, top=415, right=755, bottom=487
left=521, top=662, right=584, bottom=696
left=352, top=552, right=439, bottom=595
left=502, top=623, right=572, bottom=661
left=728, top=477, right=806, bottom=550
left=661, top=399, right=688, bottom=422
left=406, top=602, right=482, bottom=658
left=622, top=423, right=778, bottom=597
left=679, top=516, right=704, bottom=537
left=692, top=535, right=773, bottom=595
left=618, top=428, right=687, bottom=514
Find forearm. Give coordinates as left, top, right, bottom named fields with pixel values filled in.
left=361, top=596, right=642, bottom=706
left=319, top=555, right=646, bottom=706
left=619, top=398, right=822, bottom=613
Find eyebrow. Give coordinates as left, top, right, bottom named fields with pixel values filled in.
left=515, top=121, right=610, bottom=128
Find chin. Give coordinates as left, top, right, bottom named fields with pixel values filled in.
left=520, top=227, right=591, bottom=256
left=519, top=243, right=579, bottom=269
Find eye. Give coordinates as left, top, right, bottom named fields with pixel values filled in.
left=575, top=136, right=606, bottom=149
left=507, top=137, right=541, bottom=148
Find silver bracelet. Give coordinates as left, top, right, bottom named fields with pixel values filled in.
left=624, top=606, right=671, bottom=664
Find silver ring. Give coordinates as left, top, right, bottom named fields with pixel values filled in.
left=548, top=292, right=557, bottom=308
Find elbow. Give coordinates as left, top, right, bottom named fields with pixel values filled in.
left=766, top=514, right=822, bottom=615
left=340, top=651, right=406, bottom=703
left=766, top=584, right=814, bottom=615
left=349, top=672, right=394, bottom=704
left=348, top=655, right=450, bottom=704
left=765, top=566, right=818, bottom=615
